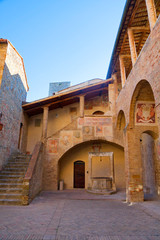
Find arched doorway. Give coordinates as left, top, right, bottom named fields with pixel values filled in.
left=127, top=79, right=159, bottom=202
left=74, top=161, right=85, bottom=188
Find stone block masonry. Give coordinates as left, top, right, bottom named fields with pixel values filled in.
left=48, top=82, right=70, bottom=96
left=0, top=41, right=28, bottom=169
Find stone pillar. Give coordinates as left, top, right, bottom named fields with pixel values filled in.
left=145, top=0, right=157, bottom=30
left=42, top=106, right=49, bottom=141
left=119, top=55, right=126, bottom=88
left=108, top=83, right=116, bottom=113
left=79, top=95, right=85, bottom=117
left=112, top=73, right=119, bottom=100
left=124, top=128, right=144, bottom=202
left=127, top=28, right=137, bottom=66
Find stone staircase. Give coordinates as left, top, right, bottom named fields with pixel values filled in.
left=0, top=153, right=31, bottom=205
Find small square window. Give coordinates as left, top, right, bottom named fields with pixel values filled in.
left=35, top=119, right=41, bottom=127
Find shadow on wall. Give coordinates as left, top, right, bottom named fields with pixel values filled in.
left=0, top=63, right=27, bottom=169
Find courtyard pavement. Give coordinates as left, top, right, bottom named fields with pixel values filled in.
left=0, top=190, right=160, bottom=240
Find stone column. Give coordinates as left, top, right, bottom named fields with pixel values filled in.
left=127, top=28, right=137, bottom=66
left=112, top=73, right=119, bottom=100
left=79, top=95, right=85, bottom=117
left=119, top=55, right=126, bottom=88
left=145, top=0, right=157, bottom=30
left=108, top=83, right=116, bottom=113
left=42, top=106, right=49, bottom=141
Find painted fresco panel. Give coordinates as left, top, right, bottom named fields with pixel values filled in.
left=95, top=126, right=103, bottom=136
left=48, top=139, right=58, bottom=154
left=59, top=131, right=73, bottom=148
left=73, top=131, right=82, bottom=145
left=78, top=117, right=112, bottom=126
left=135, top=102, right=156, bottom=125
left=83, top=126, right=93, bottom=136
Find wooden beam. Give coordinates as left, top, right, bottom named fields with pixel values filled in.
left=128, top=28, right=137, bottom=65
left=145, top=0, right=157, bottom=30
left=119, top=54, right=131, bottom=58
left=121, top=0, right=141, bottom=53
left=130, top=26, right=150, bottom=31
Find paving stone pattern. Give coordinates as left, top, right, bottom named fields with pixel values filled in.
left=0, top=190, right=160, bottom=240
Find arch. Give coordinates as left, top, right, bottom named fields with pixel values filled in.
left=92, top=111, right=105, bottom=115
left=142, top=130, right=159, bottom=140
left=116, top=110, right=126, bottom=131
left=129, top=79, right=155, bottom=127
left=58, top=139, right=125, bottom=190
left=58, top=138, right=124, bottom=162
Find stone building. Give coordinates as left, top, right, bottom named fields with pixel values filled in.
left=0, top=0, right=160, bottom=205
left=0, top=39, right=28, bottom=170
left=48, top=82, right=70, bottom=96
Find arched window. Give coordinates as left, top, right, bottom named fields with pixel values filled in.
left=92, top=111, right=104, bottom=115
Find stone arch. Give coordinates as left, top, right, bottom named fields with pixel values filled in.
left=58, top=139, right=125, bottom=190
left=116, top=110, right=126, bottom=131
left=129, top=79, right=155, bottom=128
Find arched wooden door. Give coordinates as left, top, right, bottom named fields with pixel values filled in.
left=74, top=161, right=85, bottom=188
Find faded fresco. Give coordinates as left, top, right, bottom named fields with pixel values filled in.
left=59, top=131, right=73, bottom=148
left=78, top=117, right=112, bottom=126
left=78, top=117, right=112, bottom=137
left=135, top=102, right=156, bottom=124
left=84, top=94, right=108, bottom=110
left=48, top=139, right=58, bottom=154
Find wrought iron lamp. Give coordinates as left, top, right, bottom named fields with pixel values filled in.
left=0, top=112, right=3, bottom=131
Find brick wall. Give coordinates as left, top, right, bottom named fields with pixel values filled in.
left=114, top=15, right=160, bottom=202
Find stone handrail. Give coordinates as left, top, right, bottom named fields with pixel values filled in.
left=22, top=141, right=43, bottom=205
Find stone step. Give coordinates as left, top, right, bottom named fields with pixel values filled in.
left=0, top=193, right=23, bottom=200
left=0, top=183, right=23, bottom=188
left=0, top=171, right=25, bottom=175
left=12, top=154, right=31, bottom=158
left=6, top=164, right=28, bottom=168
left=0, top=188, right=23, bottom=193
left=0, top=175, right=24, bottom=179
left=0, top=179, right=23, bottom=183
left=0, top=199, right=22, bottom=205
left=0, top=153, right=30, bottom=205
left=7, top=161, right=29, bottom=165
left=8, top=160, right=30, bottom=164
left=4, top=167, right=27, bottom=171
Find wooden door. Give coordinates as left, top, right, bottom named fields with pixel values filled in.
left=74, top=161, right=85, bottom=188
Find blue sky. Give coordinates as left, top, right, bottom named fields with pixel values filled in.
left=1, top=0, right=126, bottom=101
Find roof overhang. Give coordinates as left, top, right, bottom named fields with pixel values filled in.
left=106, top=0, right=160, bottom=81
left=23, top=78, right=113, bottom=116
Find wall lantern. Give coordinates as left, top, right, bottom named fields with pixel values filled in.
left=0, top=112, right=3, bottom=131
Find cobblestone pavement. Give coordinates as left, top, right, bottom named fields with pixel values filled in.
left=0, top=190, right=160, bottom=240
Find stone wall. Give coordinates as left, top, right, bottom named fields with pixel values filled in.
left=0, top=42, right=28, bottom=169
left=114, top=16, right=160, bottom=202
left=23, top=142, right=43, bottom=205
